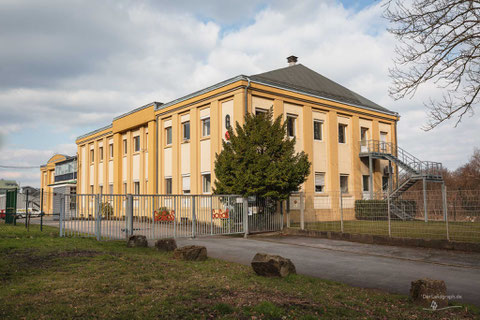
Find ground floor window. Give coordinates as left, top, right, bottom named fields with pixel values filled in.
left=340, top=174, right=349, bottom=193
left=315, top=172, right=325, bottom=193
left=134, top=181, right=140, bottom=194
left=202, top=173, right=211, bottom=193
left=182, top=175, right=190, bottom=194
left=362, top=175, right=370, bottom=192
left=382, top=176, right=389, bottom=192
left=109, top=184, right=113, bottom=194
left=165, top=178, right=172, bottom=194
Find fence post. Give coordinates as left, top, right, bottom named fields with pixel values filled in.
left=210, top=196, right=214, bottom=235
left=126, top=194, right=133, bottom=238
left=387, top=188, right=391, bottom=237
left=442, top=183, right=449, bottom=241
left=40, top=188, right=44, bottom=232
left=340, top=191, right=344, bottom=233
left=25, top=189, right=29, bottom=229
left=95, top=194, right=101, bottom=241
left=191, top=195, right=196, bottom=238
left=59, top=194, right=65, bottom=237
left=300, top=192, right=305, bottom=230
left=243, top=197, right=249, bottom=238
left=173, top=195, right=177, bottom=238
left=423, top=177, right=428, bottom=222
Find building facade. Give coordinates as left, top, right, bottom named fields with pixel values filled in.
left=40, top=154, right=77, bottom=214
left=73, top=59, right=398, bottom=204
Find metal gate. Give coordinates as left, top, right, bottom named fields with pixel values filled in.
left=247, top=196, right=283, bottom=233
left=59, top=194, right=247, bottom=240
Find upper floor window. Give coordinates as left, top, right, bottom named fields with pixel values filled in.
left=165, top=127, right=172, bottom=145
left=123, top=139, right=127, bottom=155
left=225, top=115, right=231, bottom=129
left=109, top=143, right=113, bottom=158
left=338, top=124, right=347, bottom=144
left=99, top=146, right=103, bottom=161
left=255, top=108, right=267, bottom=116
left=202, top=118, right=210, bottom=137
left=287, top=115, right=296, bottom=138
left=90, top=149, right=94, bottom=163
left=360, top=127, right=369, bottom=142
left=182, top=121, right=190, bottom=141
left=313, top=120, right=323, bottom=141
left=133, top=136, right=140, bottom=152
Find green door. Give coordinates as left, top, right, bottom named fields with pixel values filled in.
left=5, top=189, right=17, bottom=224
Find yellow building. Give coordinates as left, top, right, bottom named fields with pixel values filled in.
left=49, top=57, right=405, bottom=218
left=40, top=154, right=77, bottom=214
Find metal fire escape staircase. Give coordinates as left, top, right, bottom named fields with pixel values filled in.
left=359, top=140, right=443, bottom=220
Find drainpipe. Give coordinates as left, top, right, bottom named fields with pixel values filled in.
left=155, top=113, right=159, bottom=194
left=244, top=77, right=251, bottom=115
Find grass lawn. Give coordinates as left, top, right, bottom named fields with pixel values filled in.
left=0, top=224, right=478, bottom=319
left=291, top=220, right=480, bottom=243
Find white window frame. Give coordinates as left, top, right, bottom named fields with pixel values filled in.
left=182, top=121, right=190, bottom=141
left=313, top=120, right=323, bottom=141
left=182, top=175, right=191, bottom=194
left=315, top=172, right=325, bottom=193
left=165, top=177, right=172, bottom=194
left=133, top=136, right=140, bottom=152
left=202, top=173, right=211, bottom=194
left=202, top=118, right=210, bottom=137
left=286, top=115, right=296, bottom=138
left=340, top=174, right=349, bottom=193
left=165, top=127, right=172, bottom=145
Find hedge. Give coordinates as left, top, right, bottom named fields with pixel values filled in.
left=354, top=199, right=417, bottom=220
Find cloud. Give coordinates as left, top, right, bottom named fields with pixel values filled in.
left=0, top=0, right=478, bottom=188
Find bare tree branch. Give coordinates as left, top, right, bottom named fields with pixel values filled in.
left=384, top=0, right=480, bottom=130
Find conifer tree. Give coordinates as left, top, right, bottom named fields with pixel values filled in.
left=214, top=109, right=310, bottom=201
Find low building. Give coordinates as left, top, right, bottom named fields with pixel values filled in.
left=40, top=154, right=77, bottom=214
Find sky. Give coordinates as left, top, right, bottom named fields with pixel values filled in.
left=0, top=0, right=479, bottom=187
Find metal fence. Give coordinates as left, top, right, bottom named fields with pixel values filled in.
left=288, top=190, right=480, bottom=243
left=56, top=193, right=285, bottom=240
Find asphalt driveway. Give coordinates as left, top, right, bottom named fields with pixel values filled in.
left=174, top=235, right=480, bottom=305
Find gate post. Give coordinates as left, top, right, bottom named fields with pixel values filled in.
left=95, top=194, right=101, bottom=241
left=40, top=188, right=44, bottom=232
left=387, top=188, right=391, bottom=237
left=126, top=194, right=133, bottom=238
left=59, top=194, right=65, bottom=237
left=25, top=189, right=29, bottom=229
left=340, top=191, right=344, bottom=233
left=243, top=197, right=249, bottom=238
left=191, top=195, right=196, bottom=238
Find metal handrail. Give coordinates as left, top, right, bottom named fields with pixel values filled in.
left=359, top=140, right=443, bottom=178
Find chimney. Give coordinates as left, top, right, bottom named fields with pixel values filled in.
left=287, top=55, right=298, bottom=66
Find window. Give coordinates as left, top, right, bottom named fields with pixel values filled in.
left=287, top=115, right=296, bottom=137
left=90, top=149, right=94, bottom=163
left=109, top=143, right=113, bottom=158
left=360, top=127, right=369, bottom=142
left=202, top=118, right=210, bottom=137
left=123, top=139, right=127, bottom=155
left=165, top=127, right=172, bottom=145
left=134, top=136, right=140, bottom=152
left=182, top=121, right=190, bottom=141
left=255, top=108, right=267, bottom=115
left=90, top=185, right=94, bottom=194
left=165, top=178, right=172, bottom=194
left=313, top=120, right=323, bottom=141
left=134, top=181, right=140, bottom=194
left=202, top=174, right=211, bottom=193
left=123, top=183, right=127, bottom=194
left=99, top=146, right=103, bottom=161
left=315, top=172, right=325, bottom=193
left=338, top=124, right=347, bottom=143
left=109, top=184, right=113, bottom=194
left=225, top=115, right=231, bottom=129
left=382, top=176, right=389, bottom=192
left=362, top=175, right=370, bottom=192
left=380, top=131, right=388, bottom=152
left=99, top=185, right=103, bottom=194
left=340, top=175, right=349, bottom=193
left=182, top=175, right=190, bottom=194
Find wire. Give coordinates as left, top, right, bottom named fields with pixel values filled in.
left=0, top=165, right=40, bottom=169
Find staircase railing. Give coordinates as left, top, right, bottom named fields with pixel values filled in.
left=359, top=140, right=443, bottom=178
